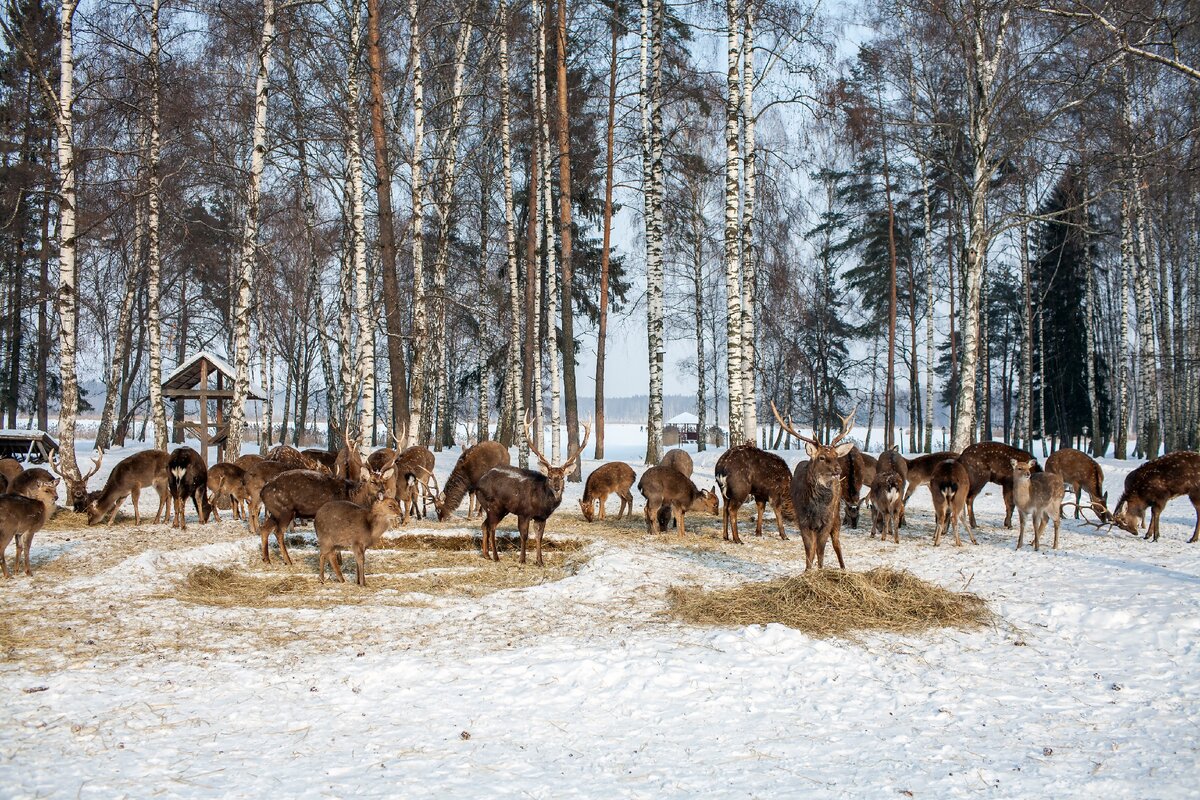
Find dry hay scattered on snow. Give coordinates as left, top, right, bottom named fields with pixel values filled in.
left=667, top=567, right=993, bottom=638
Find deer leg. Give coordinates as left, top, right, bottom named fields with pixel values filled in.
left=1052, top=512, right=1061, bottom=550
left=645, top=501, right=658, bottom=535
left=1148, top=506, right=1161, bottom=542
left=754, top=500, right=766, bottom=537
left=208, top=491, right=221, bottom=522
left=729, top=501, right=742, bottom=544
left=129, top=487, right=141, bottom=525
left=0, top=533, right=12, bottom=579
left=721, top=503, right=730, bottom=542
left=517, top=516, right=530, bottom=564
left=1003, top=485, right=1015, bottom=528
left=801, top=530, right=816, bottom=570
left=355, top=545, right=367, bottom=587
left=261, top=518, right=274, bottom=563
left=967, top=491, right=979, bottom=529
left=1189, top=499, right=1200, bottom=544
left=932, top=504, right=942, bottom=547
left=276, top=516, right=294, bottom=565
left=830, top=525, right=846, bottom=569
left=675, top=506, right=687, bottom=537
left=154, top=488, right=167, bottom=525
left=318, top=550, right=327, bottom=583
left=20, top=532, right=33, bottom=576
left=535, top=519, right=546, bottom=567
left=1074, top=486, right=1083, bottom=519
left=330, top=550, right=347, bottom=583
left=1015, top=509, right=1026, bottom=550
left=621, top=492, right=633, bottom=519
left=771, top=500, right=788, bottom=541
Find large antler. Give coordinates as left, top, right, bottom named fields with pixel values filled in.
left=50, top=447, right=103, bottom=481
left=523, top=411, right=549, bottom=467
left=770, top=402, right=818, bottom=448
left=829, top=405, right=858, bottom=448
left=561, top=420, right=593, bottom=472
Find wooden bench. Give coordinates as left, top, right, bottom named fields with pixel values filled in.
left=0, top=430, right=59, bottom=463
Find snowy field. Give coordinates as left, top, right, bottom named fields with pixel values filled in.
left=1, top=424, right=1198, bottom=798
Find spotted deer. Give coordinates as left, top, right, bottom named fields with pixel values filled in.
left=714, top=444, right=791, bottom=542
left=1111, top=451, right=1200, bottom=543
left=1045, top=448, right=1109, bottom=522
left=1011, top=458, right=1065, bottom=551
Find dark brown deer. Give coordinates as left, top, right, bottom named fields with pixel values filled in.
left=869, top=472, right=904, bottom=544
left=258, top=453, right=396, bottom=564
left=475, top=419, right=591, bottom=565
left=244, top=460, right=315, bottom=533
left=837, top=447, right=867, bottom=529
left=394, top=446, right=438, bottom=522
left=0, top=474, right=58, bottom=578
left=0, top=473, right=6, bottom=495
left=659, top=448, right=694, bottom=478
left=929, top=458, right=974, bottom=547
left=167, top=447, right=210, bottom=530
left=1011, top=458, right=1065, bottom=551
left=579, top=461, right=636, bottom=522
left=437, top=441, right=510, bottom=521
left=1112, top=451, right=1200, bottom=542
left=1045, top=448, right=1109, bottom=521
left=772, top=402, right=856, bottom=570
left=302, top=448, right=339, bottom=473
left=902, top=451, right=960, bottom=508
left=207, top=463, right=249, bottom=521
left=0, top=457, right=22, bottom=487
left=85, top=449, right=170, bottom=525
left=50, top=449, right=104, bottom=512
left=315, top=495, right=405, bottom=586
left=715, top=445, right=790, bottom=542
left=959, top=441, right=1038, bottom=529
left=637, top=465, right=719, bottom=536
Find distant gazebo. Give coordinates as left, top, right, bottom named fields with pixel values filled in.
left=162, top=351, right=263, bottom=465
left=664, top=411, right=701, bottom=446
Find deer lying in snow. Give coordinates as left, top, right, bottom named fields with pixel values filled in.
left=771, top=402, right=856, bottom=570
left=1111, top=450, right=1200, bottom=543
left=86, top=449, right=170, bottom=526
left=869, top=471, right=904, bottom=544
left=579, top=461, right=636, bottom=522
left=638, top=465, right=720, bottom=537
left=929, top=458, right=974, bottom=547
left=1011, top=458, right=1065, bottom=551
left=315, top=495, right=404, bottom=586
left=475, top=418, right=591, bottom=565
left=1045, top=447, right=1109, bottom=522
left=0, top=470, right=58, bottom=578
left=715, top=444, right=791, bottom=542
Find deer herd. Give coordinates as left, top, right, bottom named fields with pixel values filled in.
left=2, top=404, right=1200, bottom=584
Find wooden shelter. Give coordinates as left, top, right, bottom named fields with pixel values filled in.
left=162, top=351, right=263, bottom=465
left=0, top=429, right=58, bottom=463
left=664, top=412, right=701, bottom=446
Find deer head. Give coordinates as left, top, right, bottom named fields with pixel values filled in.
left=51, top=449, right=103, bottom=512
left=524, top=414, right=592, bottom=503
left=771, top=402, right=856, bottom=488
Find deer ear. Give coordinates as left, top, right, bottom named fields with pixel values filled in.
left=834, top=441, right=855, bottom=457
left=381, top=467, right=395, bottom=481
left=1009, top=458, right=1018, bottom=469
left=804, top=441, right=819, bottom=458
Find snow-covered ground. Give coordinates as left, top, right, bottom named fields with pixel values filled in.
left=1, top=425, right=1198, bottom=798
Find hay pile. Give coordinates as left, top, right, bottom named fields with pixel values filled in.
left=174, top=565, right=311, bottom=607
left=667, top=567, right=992, bottom=638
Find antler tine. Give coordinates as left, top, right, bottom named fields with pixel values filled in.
left=523, top=410, right=549, bottom=466
left=83, top=448, right=104, bottom=481
left=48, top=449, right=63, bottom=478
left=562, top=419, right=592, bottom=470
left=829, top=404, right=859, bottom=447
left=771, top=402, right=817, bottom=447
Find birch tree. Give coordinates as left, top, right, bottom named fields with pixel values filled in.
left=640, top=0, right=665, bottom=463
left=723, top=0, right=744, bottom=441
left=739, top=0, right=757, bottom=442
left=594, top=0, right=618, bottom=460
left=146, top=0, right=168, bottom=449
left=406, top=0, right=428, bottom=447
left=346, top=0, right=374, bottom=441
left=535, top=0, right=561, bottom=461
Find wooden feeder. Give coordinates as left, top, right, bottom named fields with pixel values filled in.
left=162, top=351, right=263, bottom=465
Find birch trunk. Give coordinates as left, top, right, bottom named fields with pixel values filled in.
left=693, top=182, right=707, bottom=452
left=407, top=0, right=429, bottom=446
left=535, top=0, right=561, bottom=461
left=146, top=0, right=168, bottom=449
left=1019, top=180, right=1032, bottom=450
left=339, top=161, right=356, bottom=436
left=1082, top=175, right=1101, bottom=455
left=498, top=0, right=527, bottom=467
left=594, top=0, right=618, bottom=460
left=1132, top=170, right=1159, bottom=457
left=228, top=0, right=276, bottom=458
left=640, top=0, right=665, bottom=463
left=919, top=143, right=934, bottom=452
left=96, top=195, right=142, bottom=451
left=739, top=1, right=757, bottom=443
left=1116, top=175, right=1133, bottom=459
left=723, top=0, right=744, bottom=441
left=347, top=0, right=374, bottom=441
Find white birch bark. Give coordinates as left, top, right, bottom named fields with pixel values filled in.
left=228, top=0, right=276, bottom=458
left=534, top=0, right=561, bottom=462
left=637, top=0, right=664, bottom=463
left=146, top=0, right=168, bottom=450
left=347, top=0, right=373, bottom=441
left=723, top=0, right=744, bottom=441
left=96, top=183, right=142, bottom=451
left=499, top=0, right=526, bottom=466
left=1132, top=169, right=1159, bottom=456
left=1116, top=174, right=1133, bottom=458
left=406, top=0, right=428, bottom=447
left=739, top=0, right=756, bottom=443
left=339, top=163, right=356, bottom=435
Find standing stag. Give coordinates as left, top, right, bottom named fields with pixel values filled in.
left=85, top=449, right=170, bottom=525
left=437, top=441, right=510, bottom=521
left=475, top=419, right=591, bottom=565
left=1011, top=459, right=1065, bottom=551
left=1111, top=451, right=1200, bottom=543
left=959, top=442, right=1038, bottom=529
left=771, top=403, right=856, bottom=571
left=1045, top=448, right=1109, bottom=521
left=315, top=495, right=405, bottom=586
left=167, top=447, right=210, bottom=530
left=579, top=461, right=636, bottom=522
left=714, top=444, right=790, bottom=542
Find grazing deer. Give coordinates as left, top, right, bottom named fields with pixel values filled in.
left=475, top=419, right=591, bottom=565
left=902, top=451, right=959, bottom=509
left=1011, top=458, right=1065, bottom=551
left=394, top=446, right=438, bottom=522
left=168, top=447, right=210, bottom=530
left=1111, top=451, right=1200, bottom=542
left=771, top=402, right=856, bottom=571
left=207, top=463, right=249, bottom=521
left=869, top=472, right=904, bottom=544
left=659, top=448, right=694, bottom=478
left=437, top=441, right=510, bottom=521
left=959, top=442, right=1038, bottom=529
left=50, top=449, right=104, bottom=512
left=715, top=445, right=790, bottom=542
left=264, top=445, right=312, bottom=468
left=0, top=474, right=59, bottom=578
left=234, top=453, right=264, bottom=472
left=244, top=460, right=315, bottom=533
left=837, top=447, right=867, bottom=529
left=637, top=465, right=719, bottom=536
left=85, top=449, right=170, bottom=526
left=0, top=457, right=22, bottom=487
left=315, top=495, right=405, bottom=586
left=1045, top=448, right=1109, bottom=521
left=579, top=461, right=636, bottom=522
left=929, top=458, right=974, bottom=547
left=258, top=450, right=396, bottom=564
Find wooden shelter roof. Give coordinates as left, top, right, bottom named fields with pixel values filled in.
left=162, top=351, right=264, bottom=401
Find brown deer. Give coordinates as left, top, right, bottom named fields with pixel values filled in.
left=929, top=458, right=974, bottom=547
left=167, top=447, right=210, bottom=530
left=869, top=472, right=904, bottom=544
left=959, top=442, right=1038, bottom=529
left=0, top=473, right=6, bottom=495
left=85, top=449, right=170, bottom=525
left=244, top=460, right=314, bottom=533
left=206, top=462, right=249, bottom=521
left=302, top=448, right=339, bottom=473
left=1045, top=448, right=1109, bottom=521
left=0, top=474, right=59, bottom=578
left=50, top=449, right=104, bottom=512
left=0, top=457, right=22, bottom=486
left=315, top=495, right=405, bottom=586
left=1011, top=458, right=1065, bottom=551
left=659, top=448, right=694, bottom=478
left=257, top=449, right=395, bottom=564
left=579, top=461, right=636, bottom=522
left=264, top=445, right=313, bottom=468
left=475, top=419, right=591, bottom=565
left=837, top=447, right=867, bottom=528
left=394, top=445, right=438, bottom=522
left=637, top=465, right=719, bottom=536
left=234, top=453, right=264, bottom=471
left=436, top=441, right=510, bottom=521
left=7, top=467, right=57, bottom=497
left=1111, top=451, right=1200, bottom=542
left=715, top=445, right=790, bottom=542
left=772, top=402, right=856, bottom=570
left=902, top=451, right=959, bottom=508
